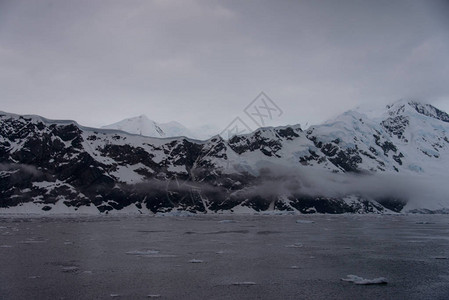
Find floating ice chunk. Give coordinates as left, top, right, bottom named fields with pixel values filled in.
left=289, top=266, right=300, bottom=269
left=64, top=241, right=74, bottom=245
left=189, top=259, right=204, bottom=263
left=83, top=270, right=93, bottom=274
left=28, top=275, right=40, bottom=279
left=232, top=282, right=256, bottom=286
left=0, top=245, right=12, bottom=248
left=147, top=295, right=161, bottom=298
left=110, top=294, right=120, bottom=297
left=296, top=220, right=314, bottom=224
left=286, top=243, right=303, bottom=248
left=19, top=240, right=46, bottom=244
left=341, top=275, right=388, bottom=285
left=218, top=220, right=236, bottom=224
left=156, top=211, right=196, bottom=217
left=142, top=254, right=177, bottom=258
left=126, top=250, right=160, bottom=255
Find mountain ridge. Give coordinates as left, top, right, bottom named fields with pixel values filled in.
left=1, top=99, right=449, bottom=214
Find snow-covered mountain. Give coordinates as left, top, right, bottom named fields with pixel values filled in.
left=101, top=115, right=212, bottom=140
left=1, top=99, right=449, bottom=214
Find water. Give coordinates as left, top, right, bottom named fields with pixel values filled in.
left=0, top=214, right=448, bottom=299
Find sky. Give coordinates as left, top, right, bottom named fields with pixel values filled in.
left=1, top=0, right=448, bottom=132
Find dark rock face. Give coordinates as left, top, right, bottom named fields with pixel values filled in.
left=375, top=197, right=407, bottom=213
left=1, top=102, right=448, bottom=214
left=410, top=101, right=449, bottom=123
left=382, top=116, right=409, bottom=140
left=327, top=149, right=362, bottom=173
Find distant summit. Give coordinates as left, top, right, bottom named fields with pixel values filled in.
left=101, top=115, right=199, bottom=139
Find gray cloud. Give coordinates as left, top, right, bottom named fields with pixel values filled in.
left=1, top=0, right=448, bottom=130
left=123, top=162, right=449, bottom=211
left=223, top=162, right=449, bottom=211
left=0, top=163, right=42, bottom=176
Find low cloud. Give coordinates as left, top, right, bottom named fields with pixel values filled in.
left=0, top=163, right=42, bottom=177
left=116, top=161, right=449, bottom=211
left=240, top=162, right=449, bottom=210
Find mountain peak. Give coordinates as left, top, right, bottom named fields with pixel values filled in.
left=385, top=99, right=449, bottom=123
left=407, top=101, right=449, bottom=123
left=102, top=115, right=202, bottom=139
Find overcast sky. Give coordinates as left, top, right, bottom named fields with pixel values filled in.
left=1, top=0, right=448, bottom=131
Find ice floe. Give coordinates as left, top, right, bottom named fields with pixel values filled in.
left=296, top=220, right=315, bottom=224
left=19, top=239, right=46, bottom=244
left=218, top=220, right=236, bottom=224
left=126, top=250, right=160, bottom=255
left=289, top=266, right=300, bottom=269
left=341, top=275, right=388, bottom=285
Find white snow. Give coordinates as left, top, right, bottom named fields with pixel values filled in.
left=110, top=164, right=147, bottom=184
left=102, top=115, right=202, bottom=139
left=126, top=250, right=160, bottom=256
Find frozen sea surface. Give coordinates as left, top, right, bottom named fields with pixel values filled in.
left=0, top=214, right=449, bottom=299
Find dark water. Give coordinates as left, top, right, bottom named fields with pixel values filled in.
left=1, top=214, right=449, bottom=299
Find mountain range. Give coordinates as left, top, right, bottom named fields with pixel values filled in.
left=1, top=99, right=449, bottom=214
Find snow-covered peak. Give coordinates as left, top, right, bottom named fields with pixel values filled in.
left=379, top=100, right=449, bottom=139
left=381, top=99, right=449, bottom=122
left=102, top=115, right=199, bottom=139
left=405, top=101, right=449, bottom=123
